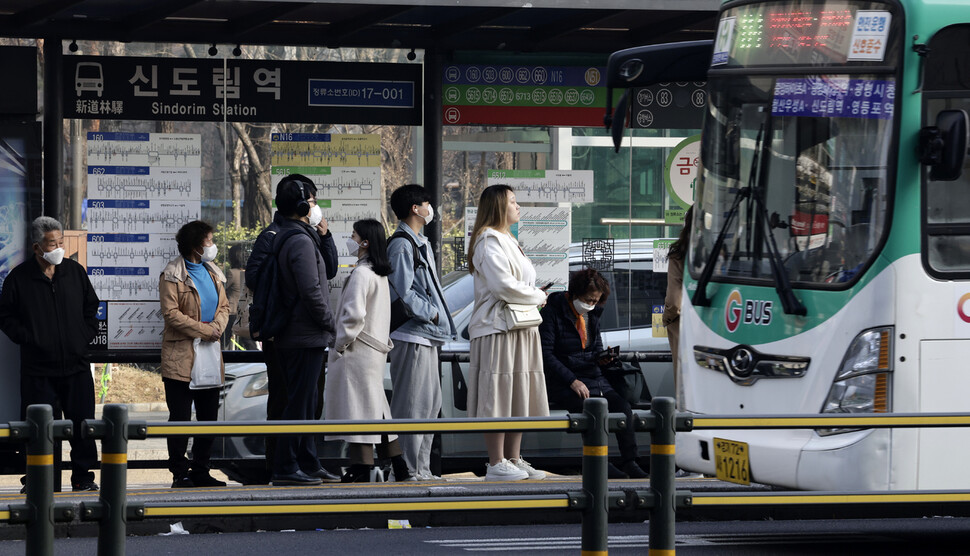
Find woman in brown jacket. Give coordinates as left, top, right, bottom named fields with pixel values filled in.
left=159, top=220, right=230, bottom=488
left=664, top=205, right=693, bottom=408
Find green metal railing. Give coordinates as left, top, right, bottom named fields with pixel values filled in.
left=6, top=398, right=667, bottom=556
left=11, top=399, right=970, bottom=555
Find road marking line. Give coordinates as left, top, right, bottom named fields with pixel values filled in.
left=144, top=498, right=569, bottom=516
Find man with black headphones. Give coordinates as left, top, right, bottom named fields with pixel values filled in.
left=246, top=174, right=339, bottom=484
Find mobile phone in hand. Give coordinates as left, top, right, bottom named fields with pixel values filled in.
left=540, top=282, right=554, bottom=291
left=597, top=345, right=620, bottom=360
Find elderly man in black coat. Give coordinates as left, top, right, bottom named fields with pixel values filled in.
left=538, top=268, right=648, bottom=479
left=0, top=216, right=100, bottom=491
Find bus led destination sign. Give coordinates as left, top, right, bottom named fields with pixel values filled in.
left=772, top=77, right=894, bottom=119
left=712, top=3, right=896, bottom=67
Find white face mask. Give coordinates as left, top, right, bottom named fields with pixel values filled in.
left=346, top=237, right=361, bottom=258
left=573, top=298, right=596, bottom=315
left=308, top=204, right=323, bottom=227
left=200, top=244, right=218, bottom=263
left=418, top=204, right=433, bottom=225
left=42, top=247, right=65, bottom=266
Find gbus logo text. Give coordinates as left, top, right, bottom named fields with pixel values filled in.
left=725, top=289, right=773, bottom=333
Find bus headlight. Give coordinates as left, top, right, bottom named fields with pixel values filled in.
left=819, top=327, right=892, bottom=434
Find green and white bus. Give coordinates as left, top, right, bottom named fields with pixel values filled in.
left=608, top=0, right=970, bottom=490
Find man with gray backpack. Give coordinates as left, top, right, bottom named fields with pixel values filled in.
left=387, top=184, right=456, bottom=481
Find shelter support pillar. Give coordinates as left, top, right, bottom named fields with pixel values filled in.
left=43, top=39, right=63, bottom=219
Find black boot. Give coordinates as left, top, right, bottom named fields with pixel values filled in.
left=390, top=455, right=414, bottom=482
left=341, top=464, right=373, bottom=483
left=621, top=460, right=649, bottom=479
left=607, top=463, right=629, bottom=479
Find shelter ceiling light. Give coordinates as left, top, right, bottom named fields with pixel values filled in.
left=208, top=44, right=218, bottom=56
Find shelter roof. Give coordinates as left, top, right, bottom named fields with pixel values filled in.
left=0, top=0, right=718, bottom=53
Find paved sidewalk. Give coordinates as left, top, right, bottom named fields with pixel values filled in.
left=0, top=473, right=743, bottom=538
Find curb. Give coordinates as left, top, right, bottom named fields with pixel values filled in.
left=94, top=403, right=168, bottom=414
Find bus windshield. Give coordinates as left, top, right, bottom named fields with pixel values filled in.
left=690, top=73, right=893, bottom=286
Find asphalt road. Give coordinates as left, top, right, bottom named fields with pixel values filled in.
left=2, top=519, right=969, bottom=555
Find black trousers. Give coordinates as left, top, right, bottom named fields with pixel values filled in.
left=553, top=388, right=640, bottom=464
left=163, top=377, right=220, bottom=479
left=273, top=346, right=326, bottom=475
left=347, top=437, right=403, bottom=466
left=264, top=341, right=326, bottom=471
left=20, top=371, right=98, bottom=485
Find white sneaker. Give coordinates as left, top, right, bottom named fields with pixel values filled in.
left=509, top=457, right=546, bottom=480
left=414, top=472, right=441, bottom=481
left=484, top=459, right=529, bottom=481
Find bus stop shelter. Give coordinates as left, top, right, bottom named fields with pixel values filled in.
left=0, top=0, right=718, bottom=233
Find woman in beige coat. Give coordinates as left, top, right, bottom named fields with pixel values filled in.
left=664, top=205, right=693, bottom=407
left=325, top=219, right=413, bottom=483
left=159, top=220, right=230, bottom=488
left=466, top=184, right=550, bottom=482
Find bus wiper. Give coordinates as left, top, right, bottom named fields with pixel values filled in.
left=745, top=116, right=806, bottom=316
left=751, top=187, right=807, bottom=316
left=691, top=119, right=806, bottom=315
left=693, top=121, right=766, bottom=307
left=691, top=186, right=750, bottom=307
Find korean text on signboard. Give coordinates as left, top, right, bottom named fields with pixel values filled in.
left=64, top=56, right=422, bottom=125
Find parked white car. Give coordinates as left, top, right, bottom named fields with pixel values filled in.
left=212, top=240, right=674, bottom=483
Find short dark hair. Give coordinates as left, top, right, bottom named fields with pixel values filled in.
left=275, top=174, right=317, bottom=217
left=353, top=219, right=391, bottom=276
left=568, top=268, right=611, bottom=305
left=390, top=184, right=431, bottom=221
left=228, top=244, right=246, bottom=269
left=175, top=221, right=214, bottom=259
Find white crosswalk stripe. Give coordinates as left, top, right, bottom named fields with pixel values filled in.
left=425, top=535, right=650, bottom=551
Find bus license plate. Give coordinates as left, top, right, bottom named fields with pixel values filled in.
left=714, top=437, right=751, bottom=485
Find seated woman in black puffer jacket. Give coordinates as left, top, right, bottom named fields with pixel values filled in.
left=537, top=268, right=648, bottom=479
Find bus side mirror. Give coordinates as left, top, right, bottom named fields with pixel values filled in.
left=918, top=109, right=968, bottom=181
left=611, top=90, right=631, bottom=153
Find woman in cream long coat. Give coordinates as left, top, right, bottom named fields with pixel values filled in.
left=324, top=219, right=413, bottom=483
left=466, top=184, right=550, bottom=482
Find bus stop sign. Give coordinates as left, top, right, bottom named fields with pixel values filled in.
left=63, top=55, right=422, bottom=125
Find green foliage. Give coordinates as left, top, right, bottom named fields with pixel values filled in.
left=213, top=221, right=264, bottom=267
left=214, top=221, right=263, bottom=244
left=98, top=364, right=110, bottom=403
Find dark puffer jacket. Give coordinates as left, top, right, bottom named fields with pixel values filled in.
left=246, top=211, right=339, bottom=292
left=538, top=291, right=614, bottom=403
left=274, top=219, right=335, bottom=349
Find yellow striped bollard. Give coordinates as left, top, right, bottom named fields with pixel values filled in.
left=97, top=404, right=129, bottom=556
left=649, top=397, right=677, bottom=555
left=581, top=397, right=609, bottom=556
left=24, top=404, right=56, bottom=556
